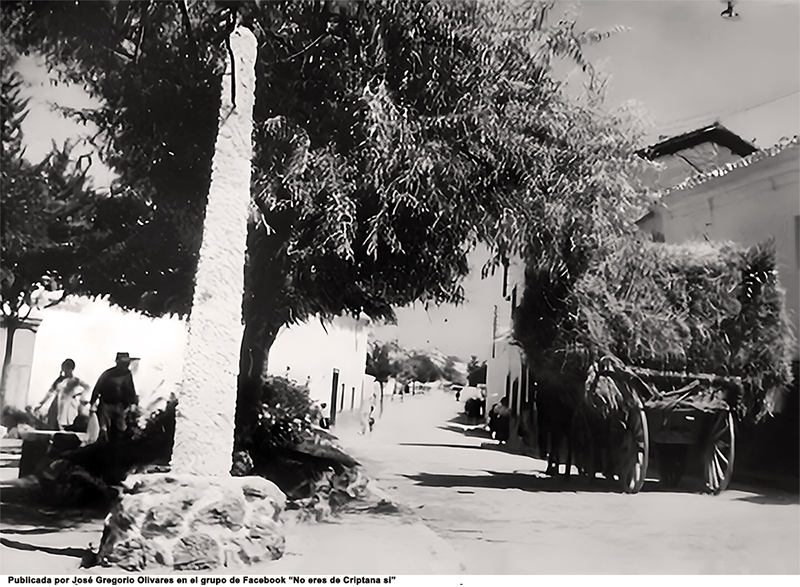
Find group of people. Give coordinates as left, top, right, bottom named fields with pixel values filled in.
left=34, top=352, right=139, bottom=444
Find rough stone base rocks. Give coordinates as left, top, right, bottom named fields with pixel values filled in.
left=96, top=473, right=287, bottom=571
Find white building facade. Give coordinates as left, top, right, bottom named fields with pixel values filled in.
left=267, top=314, right=373, bottom=423
left=5, top=297, right=372, bottom=426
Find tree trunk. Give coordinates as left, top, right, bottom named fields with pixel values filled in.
left=170, top=26, right=257, bottom=476
left=234, top=211, right=294, bottom=448
left=235, top=304, right=282, bottom=448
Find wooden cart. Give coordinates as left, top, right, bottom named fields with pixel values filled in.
left=569, top=357, right=739, bottom=495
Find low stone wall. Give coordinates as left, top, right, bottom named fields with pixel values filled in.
left=97, top=474, right=286, bottom=571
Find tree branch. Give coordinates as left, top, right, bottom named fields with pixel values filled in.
left=277, top=34, right=326, bottom=64
left=43, top=290, right=67, bottom=309
left=133, top=1, right=150, bottom=64
left=179, top=0, right=198, bottom=60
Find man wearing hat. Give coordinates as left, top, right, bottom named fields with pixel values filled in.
left=90, top=352, right=139, bottom=443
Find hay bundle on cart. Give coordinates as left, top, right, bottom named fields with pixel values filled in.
left=515, top=237, right=795, bottom=420
left=513, top=237, right=796, bottom=492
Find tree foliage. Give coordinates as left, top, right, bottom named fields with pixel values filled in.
left=368, top=340, right=460, bottom=385
left=2, top=1, right=650, bottom=425
left=3, top=0, right=646, bottom=316
left=2, top=0, right=226, bottom=315
left=365, top=341, right=396, bottom=384
left=0, top=45, right=145, bottom=397
left=441, top=357, right=465, bottom=384
left=466, top=355, right=487, bottom=386
left=406, top=353, right=443, bottom=383
left=2, top=53, right=83, bottom=321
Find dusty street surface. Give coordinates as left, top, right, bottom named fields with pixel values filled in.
left=2, top=388, right=797, bottom=576
left=337, top=388, right=800, bottom=574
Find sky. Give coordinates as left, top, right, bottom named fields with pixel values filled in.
left=14, top=0, right=800, bottom=362
left=15, top=54, right=113, bottom=185
left=575, top=0, right=799, bottom=144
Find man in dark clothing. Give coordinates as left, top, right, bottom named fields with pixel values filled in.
left=90, top=352, right=138, bottom=443
left=489, top=397, right=511, bottom=443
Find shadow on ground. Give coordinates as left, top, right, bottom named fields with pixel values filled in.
left=731, top=491, right=800, bottom=505
left=403, top=464, right=798, bottom=501
left=0, top=536, right=93, bottom=562
left=403, top=470, right=628, bottom=493
left=0, top=499, right=107, bottom=530
left=403, top=468, right=776, bottom=497
left=447, top=413, right=486, bottom=427
left=1, top=479, right=109, bottom=530
left=434, top=416, right=800, bottom=499
left=399, top=442, right=491, bottom=451
left=437, top=424, right=492, bottom=438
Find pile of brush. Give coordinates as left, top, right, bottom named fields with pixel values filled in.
left=513, top=237, right=795, bottom=422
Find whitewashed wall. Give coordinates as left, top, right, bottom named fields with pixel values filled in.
left=484, top=257, right=527, bottom=418
left=267, top=315, right=371, bottom=414
left=25, top=298, right=186, bottom=410
left=7, top=257, right=510, bottom=420
left=18, top=300, right=372, bottom=420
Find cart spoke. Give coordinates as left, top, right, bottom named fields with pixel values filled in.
left=704, top=412, right=735, bottom=494
left=715, top=457, right=727, bottom=479
left=708, top=461, right=719, bottom=490
left=617, top=403, right=648, bottom=494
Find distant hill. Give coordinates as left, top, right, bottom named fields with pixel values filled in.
left=420, top=348, right=468, bottom=382
left=369, top=339, right=468, bottom=384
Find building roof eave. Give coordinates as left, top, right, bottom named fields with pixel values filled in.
left=635, top=136, right=799, bottom=225
left=637, top=122, right=758, bottom=161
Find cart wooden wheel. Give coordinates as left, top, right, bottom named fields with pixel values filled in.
left=704, top=411, right=735, bottom=495
left=618, top=400, right=649, bottom=494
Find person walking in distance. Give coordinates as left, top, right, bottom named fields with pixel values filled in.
left=360, top=386, right=378, bottom=435
left=90, top=352, right=139, bottom=443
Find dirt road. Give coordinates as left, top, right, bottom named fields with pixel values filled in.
left=337, top=387, right=800, bottom=574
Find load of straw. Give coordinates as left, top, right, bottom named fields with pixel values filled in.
left=513, top=237, right=796, bottom=422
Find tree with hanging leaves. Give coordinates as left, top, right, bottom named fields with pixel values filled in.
left=2, top=0, right=648, bottom=467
